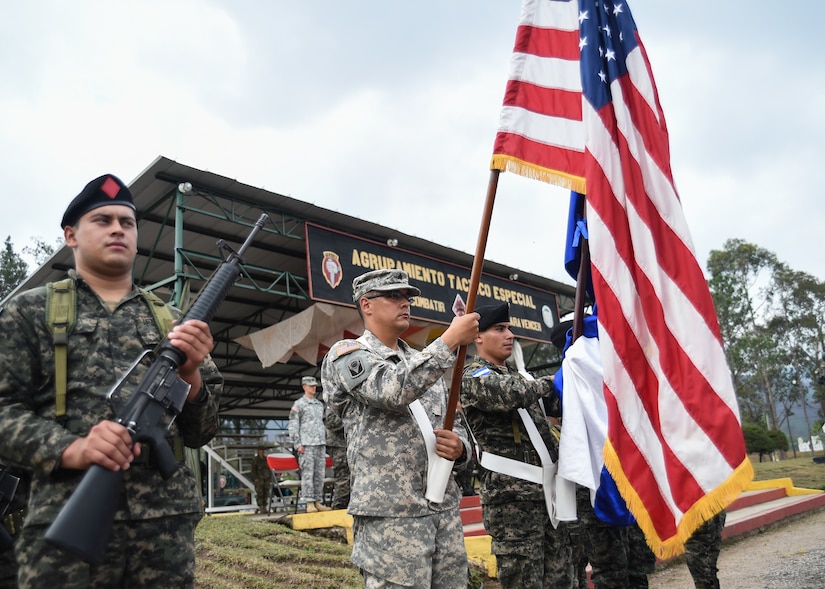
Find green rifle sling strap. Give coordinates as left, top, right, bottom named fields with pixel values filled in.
left=46, top=278, right=175, bottom=418
left=45, top=279, right=75, bottom=419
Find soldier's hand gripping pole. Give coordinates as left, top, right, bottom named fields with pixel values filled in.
left=45, top=213, right=269, bottom=565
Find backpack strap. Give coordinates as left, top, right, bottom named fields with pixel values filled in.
left=45, top=279, right=76, bottom=419
left=46, top=279, right=176, bottom=419
left=139, top=288, right=175, bottom=339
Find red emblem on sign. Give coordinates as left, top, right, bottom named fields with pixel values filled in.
left=322, top=251, right=343, bottom=289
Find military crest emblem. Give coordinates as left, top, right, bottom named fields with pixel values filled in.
left=322, top=251, right=343, bottom=289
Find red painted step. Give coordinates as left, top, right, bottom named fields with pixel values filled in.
left=727, top=487, right=787, bottom=511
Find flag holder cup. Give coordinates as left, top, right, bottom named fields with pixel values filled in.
left=425, top=455, right=454, bottom=503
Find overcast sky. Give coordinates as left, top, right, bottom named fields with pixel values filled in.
left=1, top=1, right=822, bottom=289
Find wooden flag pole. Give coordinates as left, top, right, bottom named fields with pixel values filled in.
left=572, top=238, right=590, bottom=342
left=443, top=169, right=500, bottom=430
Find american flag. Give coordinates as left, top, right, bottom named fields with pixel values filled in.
left=492, top=0, right=753, bottom=557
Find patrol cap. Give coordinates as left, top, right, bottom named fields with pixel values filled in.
left=476, top=302, right=511, bottom=331
left=301, top=376, right=318, bottom=386
left=61, top=174, right=136, bottom=229
left=352, top=269, right=421, bottom=302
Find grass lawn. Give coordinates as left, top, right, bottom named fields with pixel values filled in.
left=195, top=454, right=825, bottom=587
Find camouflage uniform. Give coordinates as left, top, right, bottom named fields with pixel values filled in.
left=323, top=401, right=350, bottom=509
left=460, top=355, right=573, bottom=589
left=685, top=510, right=726, bottom=589
left=0, top=272, right=223, bottom=589
left=321, top=329, right=470, bottom=589
left=0, top=464, right=29, bottom=589
left=572, top=485, right=656, bottom=589
left=289, top=395, right=327, bottom=503
left=250, top=452, right=271, bottom=514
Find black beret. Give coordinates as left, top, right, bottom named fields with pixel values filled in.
left=476, top=302, right=511, bottom=331
left=60, top=174, right=136, bottom=228
left=550, top=320, right=574, bottom=350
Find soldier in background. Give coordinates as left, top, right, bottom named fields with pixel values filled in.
left=250, top=447, right=271, bottom=515
left=321, top=269, right=479, bottom=589
left=289, top=376, right=330, bottom=513
left=323, top=399, right=350, bottom=510
left=0, top=174, right=223, bottom=588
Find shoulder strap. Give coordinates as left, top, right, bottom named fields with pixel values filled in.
left=139, top=288, right=175, bottom=337
left=46, top=279, right=76, bottom=419
left=46, top=280, right=175, bottom=418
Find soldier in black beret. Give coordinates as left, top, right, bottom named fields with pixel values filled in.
left=0, top=174, right=223, bottom=588
left=460, top=302, right=573, bottom=588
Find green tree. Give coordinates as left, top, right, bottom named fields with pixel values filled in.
left=767, top=429, right=789, bottom=453
left=742, top=423, right=774, bottom=462
left=707, top=239, right=782, bottom=428
left=0, top=236, right=28, bottom=300
left=22, top=236, right=60, bottom=267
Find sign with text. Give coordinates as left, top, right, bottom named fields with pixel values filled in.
left=306, top=223, right=560, bottom=343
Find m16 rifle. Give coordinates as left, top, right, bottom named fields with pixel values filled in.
left=45, top=213, right=269, bottom=564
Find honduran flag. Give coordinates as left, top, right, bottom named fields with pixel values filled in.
left=491, top=0, right=752, bottom=557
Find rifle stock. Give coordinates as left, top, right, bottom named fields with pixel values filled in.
left=45, top=213, right=269, bottom=564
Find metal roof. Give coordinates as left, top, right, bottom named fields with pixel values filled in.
left=15, top=155, right=577, bottom=422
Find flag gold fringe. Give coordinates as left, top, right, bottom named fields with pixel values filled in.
left=490, top=154, right=587, bottom=194
left=602, top=440, right=755, bottom=560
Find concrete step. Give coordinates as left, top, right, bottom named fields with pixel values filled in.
left=723, top=491, right=825, bottom=538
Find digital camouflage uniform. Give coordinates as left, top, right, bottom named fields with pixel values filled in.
left=0, top=272, right=223, bottom=589
left=460, top=355, right=573, bottom=589
left=323, top=400, right=350, bottom=509
left=321, top=330, right=471, bottom=589
left=685, top=510, right=726, bottom=589
left=250, top=452, right=271, bottom=514
left=569, top=485, right=656, bottom=589
left=289, top=395, right=327, bottom=503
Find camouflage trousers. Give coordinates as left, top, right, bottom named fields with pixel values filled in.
left=483, top=499, right=574, bottom=589
left=568, top=488, right=655, bottom=589
left=298, top=445, right=326, bottom=502
left=685, top=511, right=726, bottom=589
left=254, top=479, right=270, bottom=512
left=328, top=444, right=350, bottom=510
left=0, top=544, right=17, bottom=589
left=16, top=512, right=201, bottom=588
left=351, top=509, right=468, bottom=589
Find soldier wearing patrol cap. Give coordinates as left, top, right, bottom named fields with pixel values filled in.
left=0, top=174, right=223, bottom=588
left=250, top=445, right=271, bottom=515
left=289, top=376, right=330, bottom=512
left=321, top=268, right=480, bottom=589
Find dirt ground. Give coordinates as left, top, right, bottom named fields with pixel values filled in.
left=648, top=507, right=825, bottom=589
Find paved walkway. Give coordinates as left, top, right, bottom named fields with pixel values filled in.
left=648, top=507, right=825, bottom=589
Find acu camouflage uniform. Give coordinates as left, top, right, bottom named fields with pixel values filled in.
left=0, top=272, right=223, bottom=589
left=321, top=330, right=471, bottom=589
left=460, top=356, right=574, bottom=589
left=288, top=395, right=327, bottom=503
left=323, top=398, right=350, bottom=509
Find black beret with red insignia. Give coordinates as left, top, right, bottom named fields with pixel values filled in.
left=60, top=174, right=136, bottom=228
